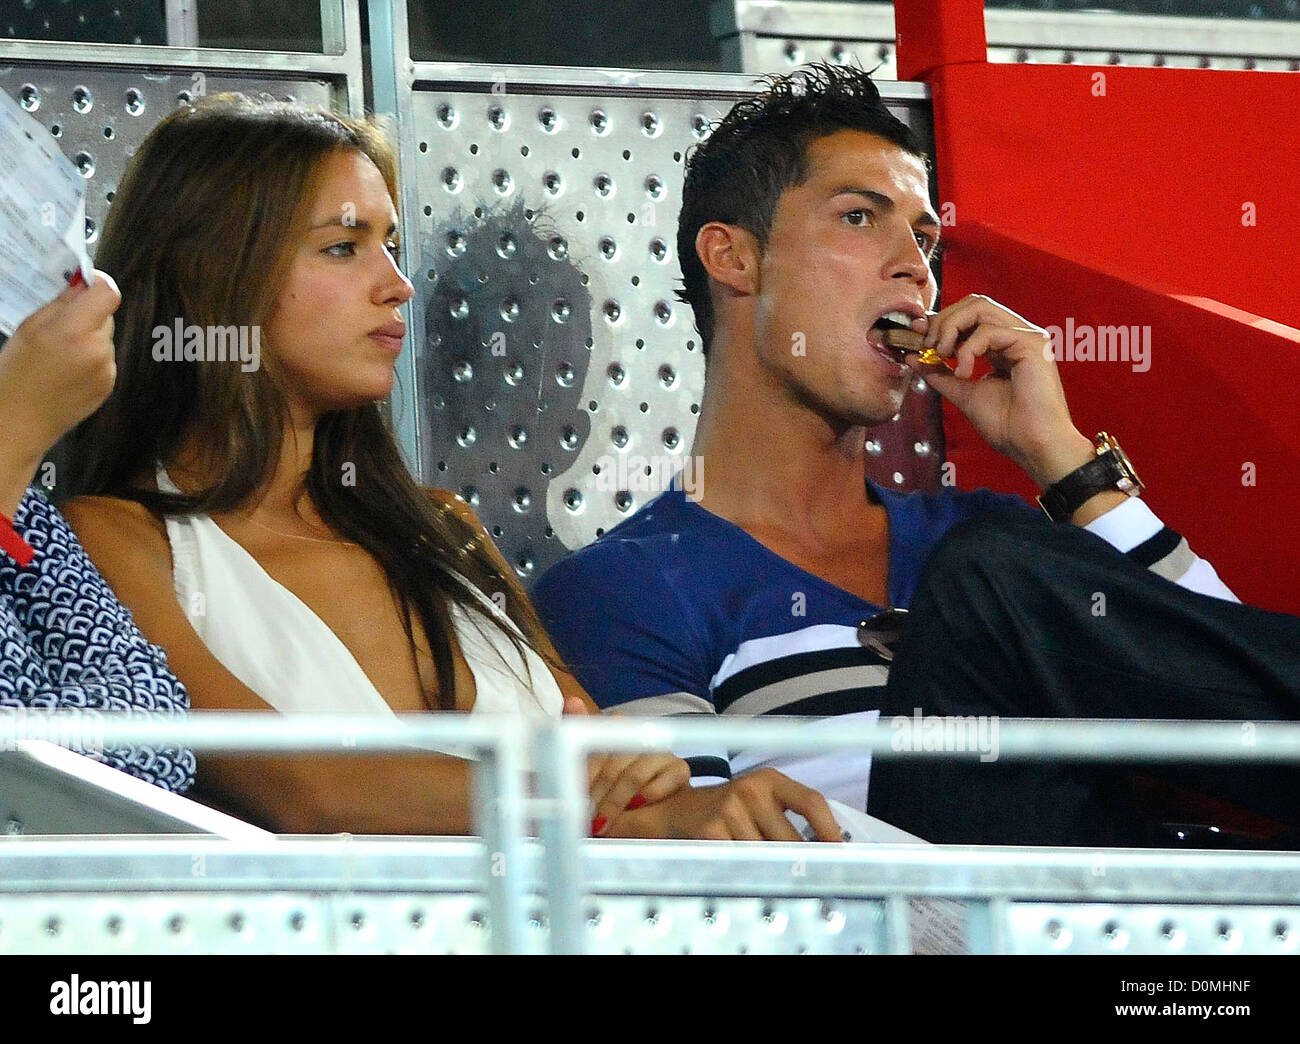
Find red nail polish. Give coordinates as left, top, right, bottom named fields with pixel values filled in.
left=68, top=270, right=85, bottom=288
left=625, top=793, right=647, bottom=811
left=590, top=815, right=608, bottom=836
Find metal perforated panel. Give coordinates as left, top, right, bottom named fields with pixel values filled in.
left=584, top=895, right=889, bottom=955
left=716, top=0, right=1300, bottom=75
left=0, top=891, right=891, bottom=954
left=4, top=833, right=1300, bottom=954
left=409, top=85, right=941, bottom=582
left=0, top=69, right=334, bottom=264
left=749, top=36, right=900, bottom=77
left=744, top=38, right=1299, bottom=75
left=1006, top=902, right=1300, bottom=955
left=10, top=889, right=1300, bottom=954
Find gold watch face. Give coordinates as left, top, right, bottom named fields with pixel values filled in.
left=1097, top=432, right=1143, bottom=494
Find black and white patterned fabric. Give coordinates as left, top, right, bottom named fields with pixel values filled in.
left=0, top=488, right=195, bottom=793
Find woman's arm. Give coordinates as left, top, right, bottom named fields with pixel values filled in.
left=426, top=488, right=599, bottom=711
left=427, top=488, right=693, bottom=833
left=62, top=494, right=478, bottom=835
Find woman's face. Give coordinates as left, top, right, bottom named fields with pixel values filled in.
left=263, top=148, right=413, bottom=419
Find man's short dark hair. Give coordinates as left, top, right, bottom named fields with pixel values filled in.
left=676, top=62, right=925, bottom=359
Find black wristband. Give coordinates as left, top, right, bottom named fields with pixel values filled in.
left=1037, top=453, right=1125, bottom=522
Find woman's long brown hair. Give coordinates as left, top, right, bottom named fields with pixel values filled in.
left=64, top=93, right=555, bottom=710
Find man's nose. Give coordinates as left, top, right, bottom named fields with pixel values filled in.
left=888, top=234, right=931, bottom=286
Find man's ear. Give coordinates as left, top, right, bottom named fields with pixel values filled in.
left=695, top=221, right=760, bottom=297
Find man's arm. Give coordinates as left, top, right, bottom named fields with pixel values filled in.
left=915, top=296, right=1238, bottom=602
left=1082, top=496, right=1238, bottom=602
left=533, top=540, right=734, bottom=783
left=533, top=540, right=840, bottom=841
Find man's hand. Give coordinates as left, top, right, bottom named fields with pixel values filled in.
left=910, top=294, right=1096, bottom=490
left=602, top=767, right=842, bottom=842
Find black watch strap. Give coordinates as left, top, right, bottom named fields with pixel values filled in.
left=1037, top=453, right=1125, bottom=522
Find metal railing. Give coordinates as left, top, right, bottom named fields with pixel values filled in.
left=3, top=711, right=1299, bottom=953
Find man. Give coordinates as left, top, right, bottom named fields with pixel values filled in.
left=533, top=63, right=1300, bottom=846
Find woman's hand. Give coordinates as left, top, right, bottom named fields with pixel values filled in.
left=0, top=271, right=120, bottom=512
left=602, top=767, right=842, bottom=842
left=560, top=697, right=839, bottom=841
left=587, top=751, right=692, bottom=835
left=562, top=695, right=693, bottom=834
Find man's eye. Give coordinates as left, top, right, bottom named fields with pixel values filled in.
left=385, top=241, right=402, bottom=260
left=324, top=241, right=357, bottom=257
left=843, top=209, right=873, bottom=227
left=915, top=232, right=933, bottom=252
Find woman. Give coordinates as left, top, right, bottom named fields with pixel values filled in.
left=58, top=94, right=702, bottom=836
left=0, top=270, right=194, bottom=792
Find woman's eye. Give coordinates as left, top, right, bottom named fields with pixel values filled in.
left=323, top=240, right=401, bottom=261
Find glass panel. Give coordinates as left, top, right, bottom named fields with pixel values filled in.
left=408, top=0, right=726, bottom=69
left=1, top=0, right=330, bottom=50
left=2, top=1, right=167, bottom=44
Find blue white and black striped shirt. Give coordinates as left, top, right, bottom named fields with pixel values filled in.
left=534, top=479, right=1235, bottom=814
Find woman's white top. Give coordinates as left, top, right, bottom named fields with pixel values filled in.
left=156, top=466, right=563, bottom=739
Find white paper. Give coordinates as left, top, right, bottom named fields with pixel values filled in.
left=0, top=86, right=94, bottom=336
left=788, top=798, right=970, bottom=954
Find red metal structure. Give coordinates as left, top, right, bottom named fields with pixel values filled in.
left=896, top=0, right=1300, bottom=615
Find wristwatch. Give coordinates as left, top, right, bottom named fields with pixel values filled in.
left=1037, top=431, right=1144, bottom=522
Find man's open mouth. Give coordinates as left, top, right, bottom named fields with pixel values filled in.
left=868, top=310, right=916, bottom=364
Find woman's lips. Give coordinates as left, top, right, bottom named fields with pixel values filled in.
left=368, top=333, right=404, bottom=354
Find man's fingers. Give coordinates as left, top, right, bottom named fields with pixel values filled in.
left=923, top=295, right=1034, bottom=357
left=923, top=295, right=985, bottom=352
left=749, top=800, right=805, bottom=842
left=722, top=804, right=764, bottom=842
left=599, top=762, right=688, bottom=830
left=776, top=782, right=841, bottom=842
left=954, top=343, right=978, bottom=380
left=586, top=752, right=611, bottom=789
left=89, top=269, right=120, bottom=304
left=910, top=365, right=973, bottom=412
